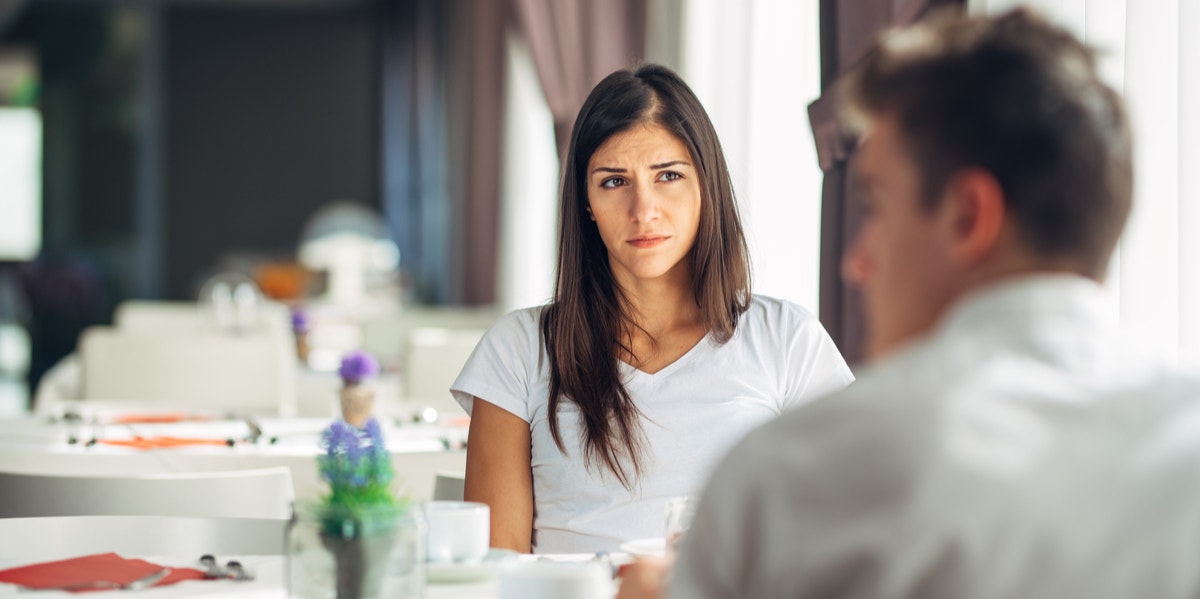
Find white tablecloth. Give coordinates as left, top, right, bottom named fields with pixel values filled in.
left=0, top=416, right=466, bottom=501
left=0, top=554, right=616, bottom=599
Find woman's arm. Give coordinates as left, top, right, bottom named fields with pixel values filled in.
left=464, top=397, right=534, bottom=553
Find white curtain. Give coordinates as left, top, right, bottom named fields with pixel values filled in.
left=971, top=0, right=1200, bottom=367
left=0, top=108, right=41, bottom=261
left=656, top=0, right=825, bottom=313
left=497, top=29, right=559, bottom=313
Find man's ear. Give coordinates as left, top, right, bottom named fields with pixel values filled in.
left=941, top=168, right=1006, bottom=265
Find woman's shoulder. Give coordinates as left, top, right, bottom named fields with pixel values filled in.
left=488, top=305, right=547, bottom=336
left=459, top=304, right=550, bottom=385
left=743, top=294, right=820, bottom=327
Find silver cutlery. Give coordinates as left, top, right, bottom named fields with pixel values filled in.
left=198, top=554, right=254, bottom=581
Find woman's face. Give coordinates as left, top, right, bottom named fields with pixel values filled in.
left=585, top=123, right=703, bottom=289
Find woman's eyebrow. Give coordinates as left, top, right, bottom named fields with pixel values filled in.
left=650, top=160, right=690, bottom=169
left=590, top=160, right=691, bottom=175
left=591, top=166, right=627, bottom=175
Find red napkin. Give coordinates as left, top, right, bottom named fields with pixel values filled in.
left=0, top=552, right=206, bottom=592
left=97, top=436, right=231, bottom=450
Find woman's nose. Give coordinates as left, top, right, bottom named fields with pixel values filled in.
left=630, top=183, right=662, bottom=222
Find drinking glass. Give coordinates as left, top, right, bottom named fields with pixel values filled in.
left=287, top=503, right=425, bottom=599
left=664, top=496, right=696, bottom=558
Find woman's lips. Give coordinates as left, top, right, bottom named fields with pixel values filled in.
left=628, top=236, right=669, bottom=249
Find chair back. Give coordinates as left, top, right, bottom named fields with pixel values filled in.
left=432, top=471, right=466, bottom=501
left=0, top=467, right=294, bottom=519
left=114, top=299, right=290, bottom=335
left=114, top=300, right=207, bottom=331
left=0, top=515, right=288, bottom=561
left=403, top=327, right=486, bottom=416
left=78, top=326, right=296, bottom=415
left=360, top=306, right=499, bottom=369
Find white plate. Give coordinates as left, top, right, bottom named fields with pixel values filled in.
left=619, top=537, right=666, bottom=557
left=427, top=548, right=518, bottom=584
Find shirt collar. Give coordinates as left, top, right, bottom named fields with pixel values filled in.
left=935, top=273, right=1117, bottom=340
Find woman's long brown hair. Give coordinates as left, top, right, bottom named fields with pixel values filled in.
left=540, top=64, right=751, bottom=489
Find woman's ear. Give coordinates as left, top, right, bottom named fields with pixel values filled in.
left=940, top=168, right=1006, bottom=266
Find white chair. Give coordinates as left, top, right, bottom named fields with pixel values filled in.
left=114, top=300, right=207, bottom=331
left=0, top=515, right=288, bottom=561
left=403, top=327, right=486, bottom=416
left=432, top=471, right=466, bottom=501
left=32, top=354, right=81, bottom=410
left=77, top=326, right=297, bottom=416
left=114, top=299, right=290, bottom=335
left=360, top=306, right=500, bottom=369
left=0, top=467, right=294, bottom=519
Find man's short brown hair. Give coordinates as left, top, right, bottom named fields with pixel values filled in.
left=841, top=8, right=1133, bottom=278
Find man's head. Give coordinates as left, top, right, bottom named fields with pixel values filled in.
left=839, top=7, right=1133, bottom=358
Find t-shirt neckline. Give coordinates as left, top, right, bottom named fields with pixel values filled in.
left=619, top=332, right=713, bottom=380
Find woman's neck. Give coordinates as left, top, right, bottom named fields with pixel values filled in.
left=615, top=267, right=701, bottom=338
left=611, top=268, right=707, bottom=378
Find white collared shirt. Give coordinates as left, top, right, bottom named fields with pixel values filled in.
left=673, top=274, right=1200, bottom=599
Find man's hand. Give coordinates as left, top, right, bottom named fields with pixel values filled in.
left=616, top=557, right=670, bottom=599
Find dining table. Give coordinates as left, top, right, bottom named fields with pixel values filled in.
left=0, top=552, right=623, bottom=598
left=0, top=411, right=467, bottom=501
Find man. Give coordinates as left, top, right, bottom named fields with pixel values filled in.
left=619, top=7, right=1200, bottom=599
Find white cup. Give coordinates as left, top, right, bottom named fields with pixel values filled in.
left=424, top=500, right=490, bottom=564
left=498, top=562, right=611, bottom=599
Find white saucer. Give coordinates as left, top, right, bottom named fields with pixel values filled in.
left=427, top=548, right=518, bottom=584
left=619, top=537, right=666, bottom=557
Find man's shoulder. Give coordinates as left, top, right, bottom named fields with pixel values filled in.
left=730, top=366, right=930, bottom=465
left=723, top=345, right=950, bottom=475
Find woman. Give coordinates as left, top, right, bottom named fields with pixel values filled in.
left=451, top=64, right=852, bottom=554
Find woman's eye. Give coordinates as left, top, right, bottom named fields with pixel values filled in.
left=658, top=171, right=682, bottom=182
left=600, top=177, right=626, bottom=189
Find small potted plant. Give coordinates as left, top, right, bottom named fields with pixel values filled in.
left=287, top=417, right=421, bottom=598
left=338, top=350, right=379, bottom=428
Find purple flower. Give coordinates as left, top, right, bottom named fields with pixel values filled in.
left=338, top=350, right=379, bottom=384
left=290, top=308, right=310, bottom=332
left=314, top=416, right=403, bottom=534
left=319, top=418, right=394, bottom=489
left=322, top=420, right=364, bottom=461
left=364, top=418, right=384, bottom=445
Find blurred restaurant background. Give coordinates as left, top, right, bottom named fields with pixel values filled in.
left=0, top=0, right=835, bottom=417
left=0, top=0, right=1196, bottom=420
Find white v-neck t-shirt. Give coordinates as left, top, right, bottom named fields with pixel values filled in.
left=450, top=295, right=853, bottom=553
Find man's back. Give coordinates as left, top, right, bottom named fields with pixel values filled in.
left=672, top=275, right=1200, bottom=599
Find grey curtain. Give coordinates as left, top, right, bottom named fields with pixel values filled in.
left=810, top=0, right=962, bottom=364
left=450, top=0, right=506, bottom=305
left=382, top=0, right=645, bottom=305
left=381, top=0, right=453, bottom=303
left=511, top=0, right=648, bottom=162
left=382, top=0, right=506, bottom=305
